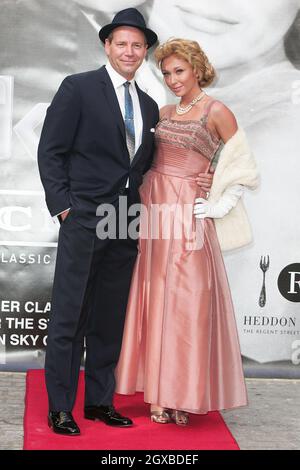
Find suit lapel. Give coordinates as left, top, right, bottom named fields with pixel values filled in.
left=97, top=66, right=127, bottom=144
left=131, top=84, right=151, bottom=166
left=136, top=83, right=150, bottom=145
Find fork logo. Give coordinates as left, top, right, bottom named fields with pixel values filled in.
left=278, top=264, right=300, bottom=303
left=259, top=255, right=270, bottom=308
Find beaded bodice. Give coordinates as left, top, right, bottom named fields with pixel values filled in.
left=154, top=115, right=220, bottom=163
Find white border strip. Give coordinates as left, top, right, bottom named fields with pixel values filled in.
left=0, top=190, right=44, bottom=196
left=0, top=241, right=57, bottom=247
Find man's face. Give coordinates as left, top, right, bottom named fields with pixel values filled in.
left=73, top=0, right=145, bottom=13
left=104, top=26, right=148, bottom=79
left=149, top=0, right=300, bottom=69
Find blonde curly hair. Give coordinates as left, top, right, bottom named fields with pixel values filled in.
left=154, top=38, right=215, bottom=88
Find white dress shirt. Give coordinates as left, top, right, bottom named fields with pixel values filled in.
left=105, top=61, right=143, bottom=155
left=105, top=62, right=143, bottom=189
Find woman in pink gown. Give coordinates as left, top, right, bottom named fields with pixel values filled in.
left=116, top=38, right=249, bottom=425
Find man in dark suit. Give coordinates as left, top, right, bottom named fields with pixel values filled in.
left=38, top=8, right=159, bottom=435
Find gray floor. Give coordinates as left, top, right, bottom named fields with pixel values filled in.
left=0, top=372, right=299, bottom=450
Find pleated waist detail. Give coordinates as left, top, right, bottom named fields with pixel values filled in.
left=151, top=143, right=211, bottom=179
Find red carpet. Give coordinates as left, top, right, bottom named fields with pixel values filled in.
left=24, top=370, right=239, bottom=450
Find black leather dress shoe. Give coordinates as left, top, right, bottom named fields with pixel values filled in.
left=48, top=411, right=80, bottom=435
left=84, top=405, right=133, bottom=427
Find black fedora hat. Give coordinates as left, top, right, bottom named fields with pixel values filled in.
left=99, top=8, right=158, bottom=48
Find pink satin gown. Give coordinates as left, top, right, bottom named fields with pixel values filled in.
left=115, top=101, right=248, bottom=414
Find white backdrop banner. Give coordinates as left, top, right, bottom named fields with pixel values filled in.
left=0, top=0, right=300, bottom=375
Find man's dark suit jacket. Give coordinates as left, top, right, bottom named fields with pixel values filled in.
left=38, top=65, right=159, bottom=227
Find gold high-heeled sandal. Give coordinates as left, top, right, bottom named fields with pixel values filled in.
left=170, top=410, right=189, bottom=426
left=150, top=409, right=171, bottom=424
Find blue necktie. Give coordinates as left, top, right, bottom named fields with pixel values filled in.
left=123, top=81, right=135, bottom=161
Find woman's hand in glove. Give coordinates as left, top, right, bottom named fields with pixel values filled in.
left=194, top=184, right=244, bottom=219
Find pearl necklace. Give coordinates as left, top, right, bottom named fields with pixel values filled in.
left=176, top=91, right=205, bottom=115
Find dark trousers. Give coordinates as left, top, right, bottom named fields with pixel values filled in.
left=45, top=209, right=138, bottom=411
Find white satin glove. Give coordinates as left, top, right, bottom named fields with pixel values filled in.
left=194, top=184, right=244, bottom=219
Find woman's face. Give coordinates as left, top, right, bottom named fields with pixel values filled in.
left=149, top=0, right=300, bottom=69
left=161, top=55, right=199, bottom=98
left=73, top=0, right=145, bottom=13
